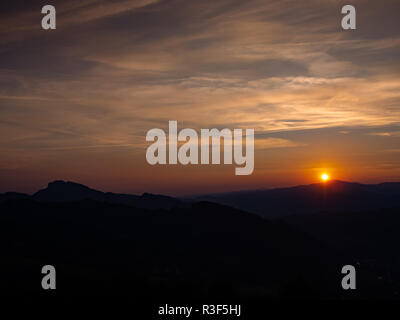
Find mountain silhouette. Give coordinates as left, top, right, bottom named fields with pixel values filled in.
left=3, top=179, right=400, bottom=217
left=191, top=180, right=400, bottom=218
left=1, top=180, right=399, bottom=298
left=34, top=180, right=104, bottom=201
left=0, top=192, right=30, bottom=202
left=0, top=180, right=182, bottom=210
left=3, top=180, right=400, bottom=218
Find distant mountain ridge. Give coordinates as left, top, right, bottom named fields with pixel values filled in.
left=2, top=179, right=400, bottom=217
left=0, top=180, right=181, bottom=210
left=190, top=180, right=400, bottom=218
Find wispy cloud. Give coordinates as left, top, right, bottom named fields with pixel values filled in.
left=368, top=131, right=400, bottom=137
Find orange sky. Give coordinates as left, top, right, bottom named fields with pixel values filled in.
left=0, top=0, right=399, bottom=195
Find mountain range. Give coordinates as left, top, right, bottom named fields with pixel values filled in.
left=2, top=180, right=400, bottom=218
left=1, top=179, right=400, bottom=298
left=191, top=180, right=400, bottom=218
left=0, top=180, right=181, bottom=210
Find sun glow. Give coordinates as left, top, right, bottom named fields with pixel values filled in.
left=321, top=173, right=330, bottom=182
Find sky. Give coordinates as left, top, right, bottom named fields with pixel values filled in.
left=0, top=0, right=400, bottom=195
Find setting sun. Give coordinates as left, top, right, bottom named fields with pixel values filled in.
left=321, top=173, right=330, bottom=181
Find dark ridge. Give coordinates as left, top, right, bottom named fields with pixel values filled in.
left=191, top=180, right=400, bottom=218
left=30, top=180, right=181, bottom=210
left=0, top=198, right=347, bottom=298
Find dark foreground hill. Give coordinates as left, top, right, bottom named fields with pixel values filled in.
left=0, top=199, right=348, bottom=299
left=281, top=208, right=400, bottom=299
left=192, top=180, right=400, bottom=218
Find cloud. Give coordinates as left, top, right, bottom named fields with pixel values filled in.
left=0, top=0, right=400, bottom=192
left=368, top=131, right=400, bottom=137
left=255, top=138, right=306, bottom=149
